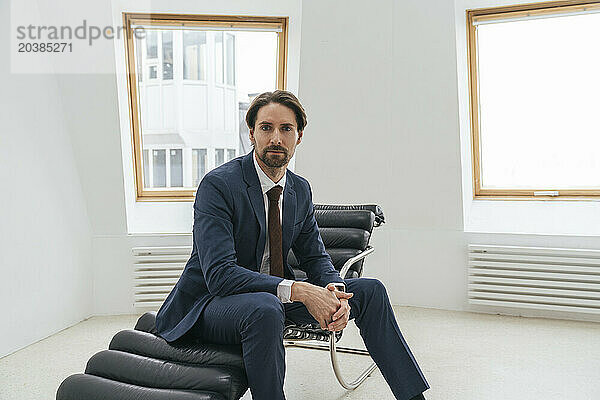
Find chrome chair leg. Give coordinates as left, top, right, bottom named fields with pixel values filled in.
left=284, top=334, right=378, bottom=390
left=328, top=332, right=378, bottom=390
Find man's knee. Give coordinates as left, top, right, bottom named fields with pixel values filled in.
left=358, top=278, right=387, bottom=298
left=244, top=292, right=285, bottom=329
left=348, top=278, right=389, bottom=323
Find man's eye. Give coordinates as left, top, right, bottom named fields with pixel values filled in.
left=261, top=125, right=271, bottom=131
left=283, top=126, right=292, bottom=132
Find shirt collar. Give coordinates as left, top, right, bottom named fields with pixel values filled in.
left=253, top=150, right=286, bottom=195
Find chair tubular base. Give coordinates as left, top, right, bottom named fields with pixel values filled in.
left=284, top=333, right=378, bottom=390
left=329, top=332, right=378, bottom=390
left=282, top=215, right=382, bottom=390
left=284, top=341, right=369, bottom=356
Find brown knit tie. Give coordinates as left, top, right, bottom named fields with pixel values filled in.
left=266, top=185, right=284, bottom=278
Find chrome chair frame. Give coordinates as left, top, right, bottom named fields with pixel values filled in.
left=284, top=246, right=378, bottom=390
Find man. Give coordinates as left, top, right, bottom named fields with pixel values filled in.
left=156, top=90, right=429, bottom=400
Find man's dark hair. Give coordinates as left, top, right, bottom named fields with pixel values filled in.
left=245, top=90, right=307, bottom=132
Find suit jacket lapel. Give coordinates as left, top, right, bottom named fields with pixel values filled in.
left=242, top=151, right=266, bottom=271
left=282, top=175, right=296, bottom=269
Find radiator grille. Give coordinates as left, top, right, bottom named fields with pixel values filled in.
left=468, top=245, right=600, bottom=315
left=133, top=246, right=191, bottom=309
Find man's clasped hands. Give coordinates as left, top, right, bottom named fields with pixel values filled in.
left=290, top=281, right=353, bottom=332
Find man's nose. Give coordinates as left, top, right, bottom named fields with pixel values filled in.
left=270, top=129, right=283, bottom=144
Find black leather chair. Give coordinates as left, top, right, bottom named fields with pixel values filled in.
left=56, top=204, right=384, bottom=400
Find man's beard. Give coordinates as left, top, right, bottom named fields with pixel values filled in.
left=258, top=146, right=290, bottom=168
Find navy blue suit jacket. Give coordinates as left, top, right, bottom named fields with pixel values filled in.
left=156, top=150, right=344, bottom=342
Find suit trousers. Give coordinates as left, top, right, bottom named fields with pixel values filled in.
left=189, top=278, right=430, bottom=400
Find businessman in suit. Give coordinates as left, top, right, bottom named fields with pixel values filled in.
left=156, top=90, right=429, bottom=400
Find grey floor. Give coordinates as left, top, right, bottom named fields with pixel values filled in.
left=1, top=306, right=599, bottom=400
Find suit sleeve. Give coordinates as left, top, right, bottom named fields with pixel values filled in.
left=291, top=182, right=344, bottom=288
left=193, top=174, right=283, bottom=297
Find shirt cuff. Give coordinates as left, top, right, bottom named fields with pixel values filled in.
left=327, top=282, right=346, bottom=291
left=277, top=279, right=295, bottom=303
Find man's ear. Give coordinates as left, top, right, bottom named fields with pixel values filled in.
left=296, top=130, right=303, bottom=145
left=249, top=128, right=255, bottom=145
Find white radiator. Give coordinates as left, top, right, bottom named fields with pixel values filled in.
left=468, top=245, right=600, bottom=315
left=133, top=246, right=191, bottom=309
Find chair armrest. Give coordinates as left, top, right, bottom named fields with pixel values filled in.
left=339, top=246, right=374, bottom=279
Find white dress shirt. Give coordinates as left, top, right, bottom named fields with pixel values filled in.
left=253, top=153, right=296, bottom=303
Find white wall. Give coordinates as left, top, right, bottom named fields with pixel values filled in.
left=56, top=70, right=135, bottom=316
left=296, top=0, right=467, bottom=311
left=0, top=1, right=94, bottom=358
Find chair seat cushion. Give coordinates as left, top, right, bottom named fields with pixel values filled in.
left=319, top=227, right=370, bottom=250
left=314, top=209, right=375, bottom=231
left=314, top=203, right=385, bottom=226
left=109, top=329, right=245, bottom=370
left=85, top=350, right=246, bottom=400
left=57, top=374, right=225, bottom=400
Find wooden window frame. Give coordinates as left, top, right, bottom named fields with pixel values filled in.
left=122, top=13, right=289, bottom=201
left=466, top=1, right=600, bottom=200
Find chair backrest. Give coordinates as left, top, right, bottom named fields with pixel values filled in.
left=288, top=204, right=385, bottom=280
